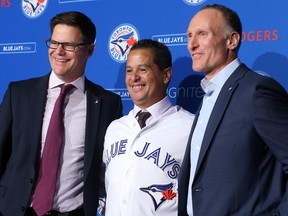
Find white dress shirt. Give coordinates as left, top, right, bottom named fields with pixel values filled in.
left=38, top=71, right=87, bottom=212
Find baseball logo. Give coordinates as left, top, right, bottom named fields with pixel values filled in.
left=108, top=23, right=139, bottom=63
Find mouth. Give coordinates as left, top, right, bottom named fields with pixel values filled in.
left=191, top=53, right=203, bottom=62
left=130, top=84, right=146, bottom=91
left=55, top=58, right=69, bottom=62
left=192, top=53, right=202, bottom=57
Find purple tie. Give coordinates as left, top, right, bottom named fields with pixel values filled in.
left=33, top=84, right=75, bottom=216
left=136, top=111, right=151, bottom=128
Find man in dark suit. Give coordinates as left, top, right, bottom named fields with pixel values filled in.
left=178, top=4, right=288, bottom=216
left=0, top=11, right=122, bottom=216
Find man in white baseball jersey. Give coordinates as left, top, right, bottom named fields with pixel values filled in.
left=103, top=39, right=195, bottom=216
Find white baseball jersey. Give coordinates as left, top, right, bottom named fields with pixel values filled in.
left=103, top=101, right=194, bottom=216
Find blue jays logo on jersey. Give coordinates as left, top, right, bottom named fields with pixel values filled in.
left=140, top=182, right=177, bottom=211
left=108, top=23, right=139, bottom=63
left=22, top=0, right=48, bottom=19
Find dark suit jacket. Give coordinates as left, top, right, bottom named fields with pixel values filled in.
left=0, top=73, right=123, bottom=216
left=178, top=64, right=288, bottom=216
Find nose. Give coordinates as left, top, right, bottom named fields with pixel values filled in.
left=127, top=71, right=141, bottom=82
left=187, top=36, right=198, bottom=51
left=54, top=44, right=66, bottom=54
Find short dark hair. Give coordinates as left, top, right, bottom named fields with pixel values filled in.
left=201, top=4, right=242, bottom=50
left=130, top=39, right=172, bottom=71
left=50, top=11, right=96, bottom=43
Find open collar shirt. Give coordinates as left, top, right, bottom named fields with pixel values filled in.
left=187, top=58, right=241, bottom=216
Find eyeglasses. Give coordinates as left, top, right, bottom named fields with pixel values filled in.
left=45, top=38, right=91, bottom=51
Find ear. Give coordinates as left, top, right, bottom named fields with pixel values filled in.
left=163, top=67, right=172, bottom=84
left=87, top=43, right=95, bottom=57
left=226, top=31, right=240, bottom=50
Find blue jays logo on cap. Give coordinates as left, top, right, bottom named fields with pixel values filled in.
left=183, top=0, right=207, bottom=6
left=22, top=0, right=48, bottom=19
left=108, top=23, right=139, bottom=63
left=140, top=182, right=177, bottom=211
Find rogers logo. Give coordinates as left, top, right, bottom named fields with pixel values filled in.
left=242, top=29, right=279, bottom=42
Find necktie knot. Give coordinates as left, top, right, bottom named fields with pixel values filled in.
left=60, top=84, right=75, bottom=95
left=136, top=111, right=151, bottom=129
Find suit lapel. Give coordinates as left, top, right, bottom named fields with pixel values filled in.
left=183, top=102, right=202, bottom=172
left=180, top=105, right=201, bottom=187
left=84, top=79, right=101, bottom=180
left=194, top=64, right=249, bottom=180
left=27, top=74, right=50, bottom=158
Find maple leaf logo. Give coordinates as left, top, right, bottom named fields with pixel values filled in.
left=162, top=188, right=176, bottom=200
left=127, top=36, right=137, bottom=46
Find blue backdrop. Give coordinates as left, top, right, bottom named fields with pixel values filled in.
left=1, top=0, right=287, bottom=114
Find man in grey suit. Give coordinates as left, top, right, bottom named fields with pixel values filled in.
left=178, top=4, right=288, bottom=216
left=0, top=11, right=122, bottom=216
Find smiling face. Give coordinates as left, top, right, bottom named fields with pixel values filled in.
left=125, top=48, right=171, bottom=109
left=186, top=8, right=239, bottom=79
left=48, top=24, right=94, bottom=83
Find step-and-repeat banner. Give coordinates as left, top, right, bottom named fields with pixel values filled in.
left=1, top=0, right=287, bottom=114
